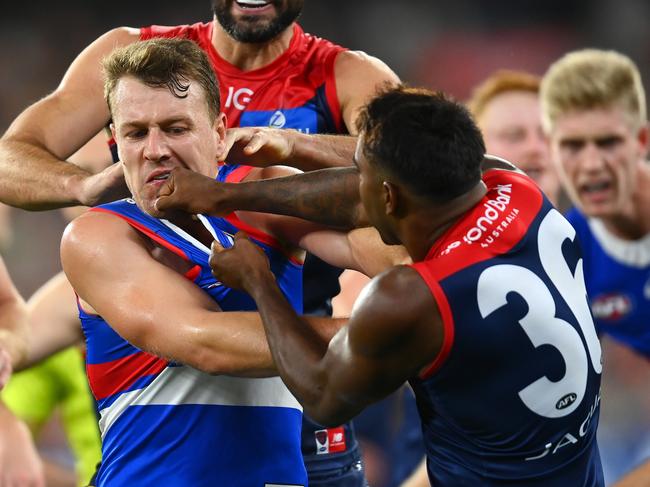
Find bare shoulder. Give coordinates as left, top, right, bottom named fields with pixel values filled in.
left=61, top=210, right=141, bottom=267
left=334, top=50, right=399, bottom=85
left=57, top=26, right=140, bottom=92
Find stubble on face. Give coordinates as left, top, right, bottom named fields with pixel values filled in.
left=212, top=0, right=303, bottom=43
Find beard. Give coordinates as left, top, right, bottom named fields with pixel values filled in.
left=212, top=0, right=303, bottom=44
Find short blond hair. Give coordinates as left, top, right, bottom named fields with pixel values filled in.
left=467, top=70, right=541, bottom=122
left=540, top=49, right=646, bottom=133
left=103, top=38, right=221, bottom=122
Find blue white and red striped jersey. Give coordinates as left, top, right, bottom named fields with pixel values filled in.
left=410, top=170, right=604, bottom=486
left=566, top=208, right=650, bottom=358
left=79, top=194, right=305, bottom=486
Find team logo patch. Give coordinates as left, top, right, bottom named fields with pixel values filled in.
left=314, top=426, right=346, bottom=455
left=591, top=293, right=632, bottom=321
left=269, top=110, right=287, bottom=128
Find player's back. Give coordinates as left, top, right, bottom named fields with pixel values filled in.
left=410, top=169, right=604, bottom=486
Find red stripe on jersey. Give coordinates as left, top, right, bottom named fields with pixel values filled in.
left=224, top=165, right=255, bottom=183
left=323, top=50, right=344, bottom=134
left=224, top=213, right=303, bottom=266
left=185, top=264, right=201, bottom=281
left=412, top=264, right=455, bottom=379
left=222, top=166, right=303, bottom=265
left=91, top=208, right=190, bottom=261
left=87, top=351, right=168, bottom=400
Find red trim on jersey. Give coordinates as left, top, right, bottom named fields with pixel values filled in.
left=223, top=166, right=303, bottom=265
left=411, top=264, right=455, bottom=378
left=224, top=213, right=303, bottom=266
left=91, top=208, right=190, bottom=261
left=424, top=170, right=543, bottom=282
left=224, top=165, right=255, bottom=183
left=185, top=265, right=202, bottom=282
left=324, top=50, right=345, bottom=133
left=87, top=351, right=168, bottom=400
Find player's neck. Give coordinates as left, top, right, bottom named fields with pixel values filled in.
left=401, top=182, right=488, bottom=262
left=600, top=161, right=650, bottom=239
left=212, top=20, right=295, bottom=71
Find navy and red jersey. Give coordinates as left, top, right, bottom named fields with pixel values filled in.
left=141, top=22, right=345, bottom=134
left=79, top=171, right=305, bottom=486
left=566, top=208, right=650, bottom=358
left=410, top=169, right=604, bottom=486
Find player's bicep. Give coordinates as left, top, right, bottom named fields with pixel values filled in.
left=334, top=50, right=401, bottom=134
left=318, top=267, right=443, bottom=415
left=4, top=27, right=139, bottom=159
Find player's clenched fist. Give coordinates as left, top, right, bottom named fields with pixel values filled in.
left=209, top=232, right=274, bottom=292
left=155, top=167, right=233, bottom=216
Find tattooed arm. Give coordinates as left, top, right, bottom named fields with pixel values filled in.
left=155, top=166, right=366, bottom=230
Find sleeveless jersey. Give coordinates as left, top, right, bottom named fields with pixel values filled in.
left=141, top=21, right=345, bottom=136
left=566, top=209, right=650, bottom=357
left=410, top=170, right=604, bottom=486
left=140, top=21, right=347, bottom=314
left=79, top=190, right=306, bottom=486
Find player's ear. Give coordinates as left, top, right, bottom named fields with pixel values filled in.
left=213, top=112, right=228, bottom=159
left=383, top=181, right=397, bottom=216
left=636, top=121, right=649, bottom=159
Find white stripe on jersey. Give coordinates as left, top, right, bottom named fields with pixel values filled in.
left=99, top=365, right=301, bottom=437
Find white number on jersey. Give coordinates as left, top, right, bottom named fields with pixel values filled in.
left=477, top=209, right=602, bottom=418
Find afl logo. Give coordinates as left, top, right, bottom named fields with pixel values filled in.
left=556, top=393, right=577, bottom=410
left=591, top=293, right=632, bottom=321
left=269, top=110, right=286, bottom=128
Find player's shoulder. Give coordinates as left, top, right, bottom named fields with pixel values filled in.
left=349, top=265, right=442, bottom=358
left=356, top=265, right=437, bottom=324
left=61, top=208, right=139, bottom=259
left=334, top=50, right=398, bottom=83
left=92, top=26, right=141, bottom=50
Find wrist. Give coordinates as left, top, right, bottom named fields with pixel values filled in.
left=245, top=268, right=277, bottom=298
left=66, top=172, right=92, bottom=207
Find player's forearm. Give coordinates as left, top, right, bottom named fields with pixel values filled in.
left=245, top=273, right=338, bottom=410
left=288, top=133, right=357, bottom=171
left=175, top=309, right=342, bottom=378
left=0, top=301, right=29, bottom=369
left=218, top=167, right=366, bottom=229
left=0, top=138, right=89, bottom=210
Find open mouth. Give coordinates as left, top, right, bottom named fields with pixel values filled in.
left=581, top=181, right=611, bottom=194
left=146, top=170, right=172, bottom=184
left=579, top=180, right=613, bottom=204
left=235, top=0, right=272, bottom=10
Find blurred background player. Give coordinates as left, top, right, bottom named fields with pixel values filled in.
left=541, top=48, right=650, bottom=485
left=467, top=69, right=565, bottom=209
left=0, top=255, right=46, bottom=486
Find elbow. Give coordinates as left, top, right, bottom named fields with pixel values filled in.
left=305, top=404, right=355, bottom=427
left=303, top=392, right=358, bottom=426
